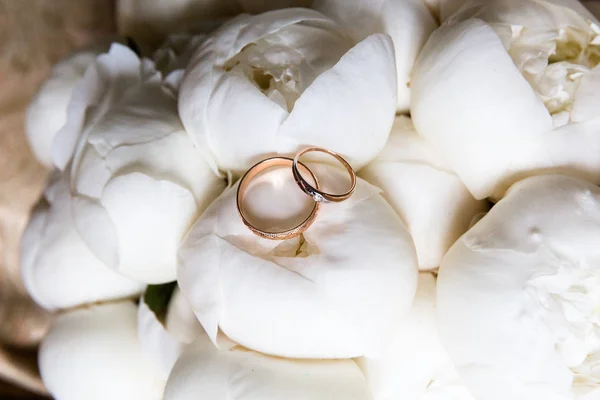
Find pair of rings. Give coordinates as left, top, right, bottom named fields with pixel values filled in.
left=236, top=147, right=356, bottom=240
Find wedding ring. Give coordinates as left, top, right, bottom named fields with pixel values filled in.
left=237, top=157, right=320, bottom=240
left=292, top=147, right=356, bottom=203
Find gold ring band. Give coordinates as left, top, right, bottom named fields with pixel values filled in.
left=292, top=147, right=356, bottom=203
left=236, top=157, right=320, bottom=240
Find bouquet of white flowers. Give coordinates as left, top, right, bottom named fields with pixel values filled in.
left=21, top=1, right=600, bottom=399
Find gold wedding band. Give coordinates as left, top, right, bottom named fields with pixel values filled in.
left=236, top=157, right=320, bottom=240
left=292, top=147, right=356, bottom=203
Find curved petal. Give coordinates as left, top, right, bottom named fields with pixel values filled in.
left=437, top=175, right=600, bottom=399
left=571, top=65, right=600, bottom=123
left=278, top=33, right=397, bottom=171
left=85, top=83, right=181, bottom=154
left=138, top=293, right=184, bottom=378
left=539, top=117, right=600, bottom=187
left=314, top=0, right=437, bottom=111
left=178, top=164, right=418, bottom=359
left=39, top=302, right=164, bottom=400
left=446, top=0, right=592, bottom=26
left=206, top=69, right=289, bottom=175
left=20, top=200, right=49, bottom=307
left=22, top=174, right=143, bottom=310
left=357, top=273, right=475, bottom=400
left=165, top=288, right=204, bottom=343
left=104, top=130, right=225, bottom=206
left=72, top=194, right=120, bottom=269
left=411, top=18, right=553, bottom=199
left=178, top=39, right=222, bottom=175
left=99, top=172, right=198, bottom=283
left=138, top=286, right=203, bottom=379
left=360, top=117, right=488, bottom=270
left=164, top=330, right=370, bottom=400
left=25, top=50, right=100, bottom=168
left=52, top=43, right=142, bottom=170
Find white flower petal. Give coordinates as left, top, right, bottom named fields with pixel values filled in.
left=138, top=287, right=202, bottom=379
left=357, top=273, right=475, bottom=400
left=437, top=175, right=600, bottom=399
left=166, top=288, right=204, bottom=343
left=313, top=0, right=437, bottom=111
left=53, top=43, right=142, bottom=170
left=98, top=173, right=199, bottom=283
left=138, top=297, right=181, bottom=379
left=164, top=330, right=370, bottom=400
left=178, top=164, right=418, bottom=358
left=411, top=18, right=553, bottom=199
left=85, top=88, right=180, bottom=154
left=21, top=173, right=143, bottom=310
left=205, top=69, right=289, bottom=173
left=572, top=65, right=600, bottom=123
left=447, top=0, right=596, bottom=28
left=179, top=9, right=353, bottom=176
left=103, top=130, right=224, bottom=205
left=26, top=49, right=101, bottom=168
left=540, top=117, right=600, bottom=186
left=278, top=33, right=397, bottom=170
left=71, top=194, right=121, bottom=269
left=360, top=116, right=488, bottom=270
left=39, top=302, right=164, bottom=400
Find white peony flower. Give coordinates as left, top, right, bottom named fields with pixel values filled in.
left=138, top=285, right=203, bottom=378
left=25, top=46, right=103, bottom=168
left=412, top=0, right=600, bottom=199
left=20, top=172, right=144, bottom=310
left=357, top=272, right=474, bottom=400
left=178, top=163, right=418, bottom=359
left=360, top=116, right=488, bottom=270
left=313, top=0, right=437, bottom=112
left=163, top=329, right=370, bottom=400
left=437, top=175, right=600, bottom=399
left=52, top=43, right=225, bottom=284
left=39, top=301, right=165, bottom=400
left=179, top=8, right=397, bottom=176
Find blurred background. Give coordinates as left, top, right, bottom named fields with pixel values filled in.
left=1, top=0, right=600, bottom=399
left=0, top=1, right=116, bottom=398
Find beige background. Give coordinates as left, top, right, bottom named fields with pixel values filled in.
left=0, top=1, right=115, bottom=396
left=1, top=0, right=599, bottom=398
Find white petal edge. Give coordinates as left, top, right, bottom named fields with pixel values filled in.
left=411, top=18, right=553, bottom=199
left=39, top=302, right=164, bottom=400
left=278, top=33, right=397, bottom=171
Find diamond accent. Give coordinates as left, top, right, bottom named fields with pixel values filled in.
left=312, top=193, right=324, bottom=202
